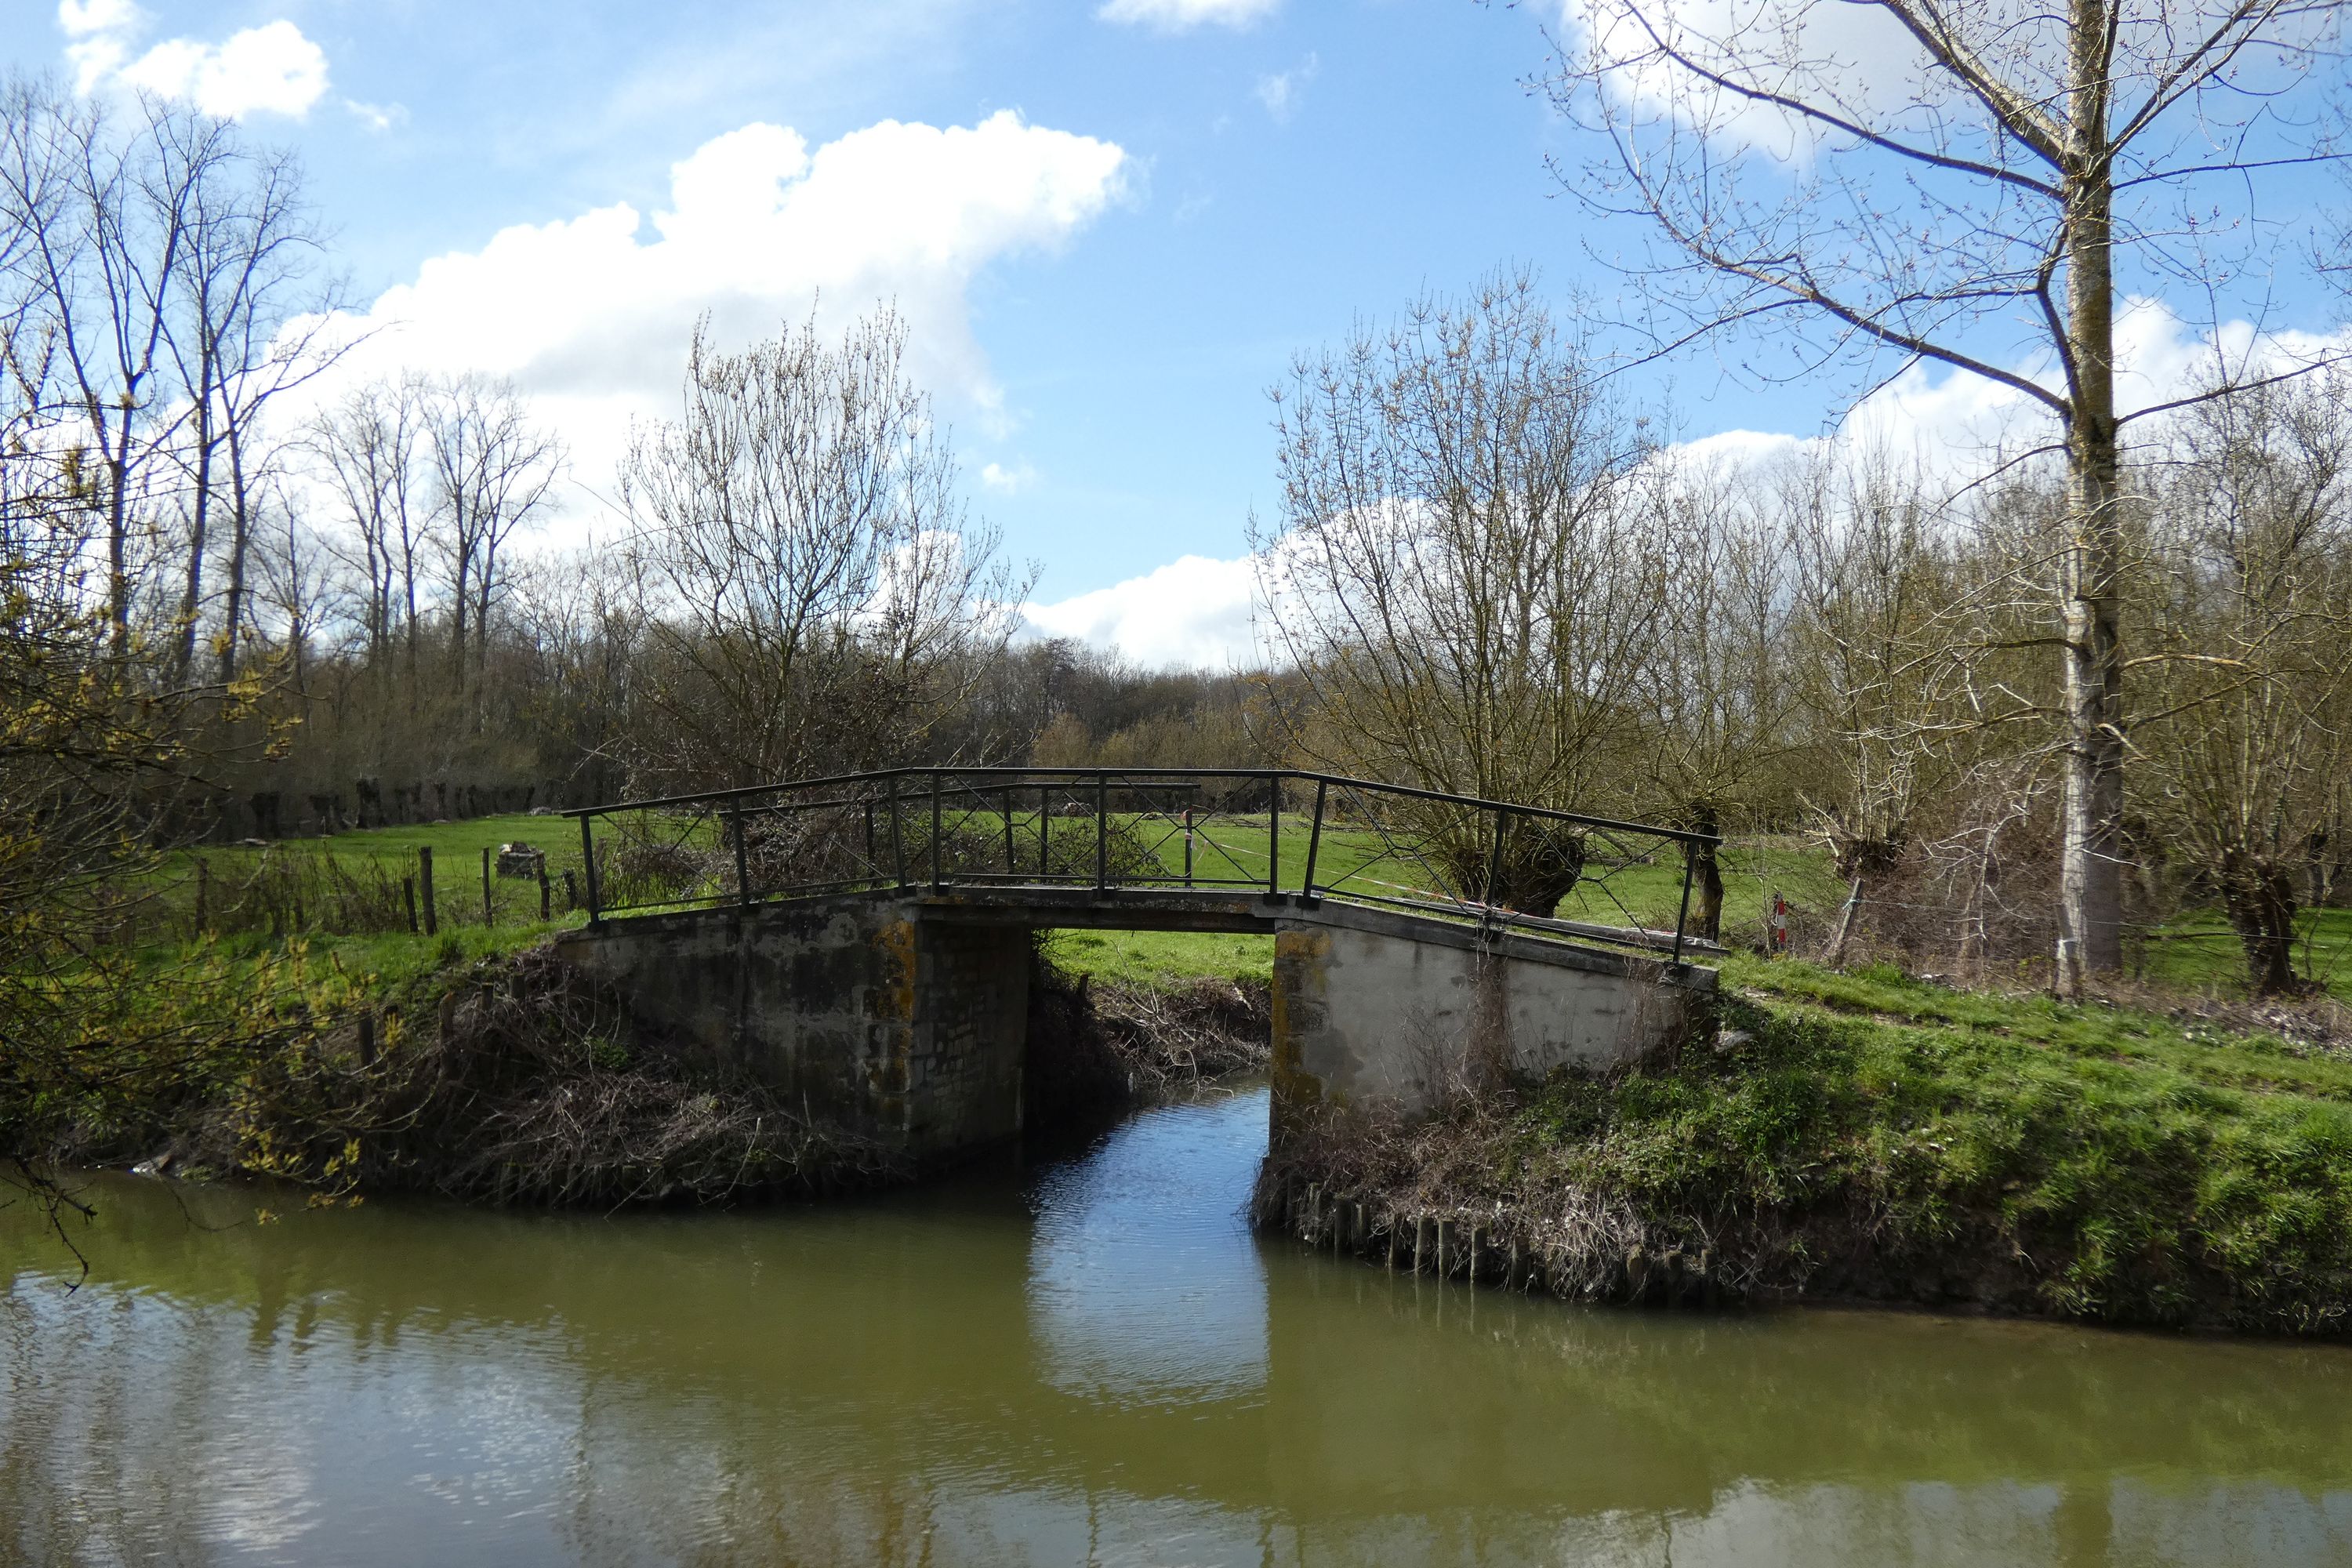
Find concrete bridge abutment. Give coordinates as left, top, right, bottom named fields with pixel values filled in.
left=554, top=889, right=1715, bottom=1168
left=554, top=896, right=1031, bottom=1167
left=1269, top=908, right=1714, bottom=1138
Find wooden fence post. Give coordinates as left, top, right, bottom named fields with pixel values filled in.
left=419, top=847, right=437, bottom=935
left=481, top=846, right=493, bottom=926
left=539, top=865, right=551, bottom=920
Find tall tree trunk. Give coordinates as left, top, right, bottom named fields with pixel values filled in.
left=2057, top=2, right=2125, bottom=992
left=474, top=546, right=494, bottom=731
left=107, top=423, right=131, bottom=661
left=217, top=426, right=251, bottom=684
left=401, top=539, right=420, bottom=715
left=1958, top=825, right=1998, bottom=980
left=450, top=513, right=471, bottom=695
left=174, top=392, right=212, bottom=685
left=283, top=515, right=307, bottom=699
left=1685, top=800, right=1723, bottom=942
left=1829, top=873, right=1865, bottom=965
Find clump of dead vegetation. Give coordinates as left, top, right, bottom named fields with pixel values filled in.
left=52, top=940, right=1265, bottom=1211
left=1091, top=974, right=1271, bottom=1087
left=1023, top=942, right=1269, bottom=1126
left=1251, top=1083, right=1768, bottom=1308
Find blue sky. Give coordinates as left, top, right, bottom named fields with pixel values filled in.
left=16, top=0, right=2348, bottom=664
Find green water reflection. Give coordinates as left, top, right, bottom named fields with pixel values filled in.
left=4, top=1087, right=2350, bottom=1566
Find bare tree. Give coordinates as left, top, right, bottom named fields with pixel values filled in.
left=151, top=112, right=339, bottom=685
left=1634, top=451, right=1800, bottom=938
left=1778, top=445, right=1960, bottom=960
left=423, top=373, right=562, bottom=708
left=1252, top=270, right=1663, bottom=910
left=309, top=376, right=430, bottom=695
left=252, top=477, right=331, bottom=697
left=0, top=82, right=183, bottom=660
left=506, top=546, right=644, bottom=807
left=0, top=80, right=338, bottom=685
left=619, top=310, right=1028, bottom=788
left=2133, top=375, right=2352, bottom=992
left=1550, top=0, right=2348, bottom=988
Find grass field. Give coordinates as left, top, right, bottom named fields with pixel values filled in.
left=165, top=813, right=594, bottom=932
left=134, top=808, right=2352, bottom=1003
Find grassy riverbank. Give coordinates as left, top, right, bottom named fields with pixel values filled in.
left=1260, top=953, right=2352, bottom=1336
left=33, top=819, right=2352, bottom=1338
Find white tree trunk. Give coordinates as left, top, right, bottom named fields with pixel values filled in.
left=2059, top=0, right=2126, bottom=989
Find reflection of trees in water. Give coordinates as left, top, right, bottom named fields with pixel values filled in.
left=1265, top=1267, right=2352, bottom=1523
left=5, top=1155, right=2352, bottom=1565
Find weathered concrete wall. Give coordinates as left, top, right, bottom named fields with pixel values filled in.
left=553, top=896, right=1027, bottom=1166
left=557, top=886, right=1715, bottom=1167
left=902, top=919, right=1030, bottom=1158
left=1270, top=904, right=1714, bottom=1133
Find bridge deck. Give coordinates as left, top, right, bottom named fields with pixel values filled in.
left=592, top=882, right=1724, bottom=975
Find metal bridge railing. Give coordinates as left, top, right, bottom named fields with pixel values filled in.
left=563, top=768, right=1722, bottom=963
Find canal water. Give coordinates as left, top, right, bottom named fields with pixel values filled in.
left=5, top=1085, right=2351, bottom=1566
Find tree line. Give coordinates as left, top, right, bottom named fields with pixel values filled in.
left=1254, top=271, right=2352, bottom=995
left=7, top=19, right=2352, bottom=1007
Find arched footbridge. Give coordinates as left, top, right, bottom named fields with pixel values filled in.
left=554, top=768, right=1722, bottom=1163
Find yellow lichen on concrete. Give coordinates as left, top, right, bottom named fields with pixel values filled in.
left=869, top=918, right=920, bottom=1121
left=873, top=919, right=919, bottom=1020
left=1269, top=928, right=1330, bottom=1138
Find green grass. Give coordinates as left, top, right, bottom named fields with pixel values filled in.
left=2132, top=906, right=2352, bottom=1000
left=1726, top=953, right=2352, bottom=1103
left=191, top=916, right=582, bottom=995
left=164, top=813, right=590, bottom=931
left=86, top=815, right=598, bottom=1045
left=96, top=915, right=584, bottom=1052
left=1500, top=953, right=2352, bottom=1329
left=140, top=807, right=2352, bottom=1007
left=1040, top=929, right=1275, bottom=989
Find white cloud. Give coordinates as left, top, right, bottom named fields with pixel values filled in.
left=979, top=460, right=1036, bottom=494
left=58, top=0, right=138, bottom=31
left=1255, top=53, right=1318, bottom=122
left=58, top=3, right=331, bottom=120
left=1018, top=302, right=2352, bottom=673
left=1559, top=0, right=1947, bottom=164
left=1098, top=0, right=1279, bottom=31
left=60, top=0, right=139, bottom=93
left=344, top=98, right=408, bottom=134
left=1672, top=426, right=1807, bottom=466
left=291, top=111, right=1127, bottom=528
left=1025, top=554, right=1262, bottom=670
